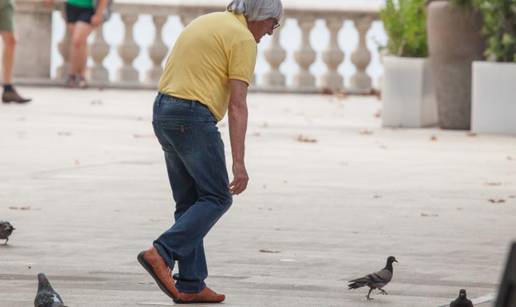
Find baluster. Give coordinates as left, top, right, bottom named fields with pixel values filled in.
left=263, top=24, right=286, bottom=89
left=146, top=16, right=168, bottom=84
left=57, top=20, right=71, bottom=80
left=180, top=13, right=196, bottom=27
left=89, top=26, right=110, bottom=82
left=350, top=17, right=373, bottom=94
left=293, top=16, right=316, bottom=91
left=117, top=14, right=140, bottom=82
left=321, top=17, right=344, bottom=92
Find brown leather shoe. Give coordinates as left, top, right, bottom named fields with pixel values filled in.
left=176, top=287, right=226, bottom=304
left=2, top=90, right=31, bottom=103
left=137, top=247, right=180, bottom=301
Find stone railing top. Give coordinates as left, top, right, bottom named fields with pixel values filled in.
left=15, top=0, right=382, bottom=17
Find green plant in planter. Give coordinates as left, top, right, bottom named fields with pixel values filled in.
left=475, top=0, right=516, bottom=62
left=380, top=0, right=428, bottom=57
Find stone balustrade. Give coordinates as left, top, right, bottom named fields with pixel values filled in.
left=14, top=0, right=382, bottom=94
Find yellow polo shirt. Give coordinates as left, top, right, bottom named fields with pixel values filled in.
left=158, top=11, right=257, bottom=121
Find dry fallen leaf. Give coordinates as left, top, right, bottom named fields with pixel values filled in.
left=296, top=135, right=317, bottom=143
left=259, top=249, right=281, bottom=254
left=509, top=195, right=516, bottom=199
left=133, top=134, right=154, bottom=138
left=19, top=206, right=31, bottom=211
left=508, top=156, right=514, bottom=161
left=430, top=135, right=438, bottom=142
left=467, top=132, right=477, bottom=137
left=373, top=195, right=381, bottom=199
left=360, top=129, right=373, bottom=135
left=90, top=99, right=103, bottom=105
left=420, top=213, right=439, bottom=217
left=488, top=198, right=506, bottom=204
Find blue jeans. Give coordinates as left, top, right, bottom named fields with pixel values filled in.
left=152, top=93, right=232, bottom=293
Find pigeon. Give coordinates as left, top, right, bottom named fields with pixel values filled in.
left=0, top=221, right=15, bottom=245
left=348, top=256, right=398, bottom=300
left=450, top=289, right=474, bottom=307
left=34, top=273, right=67, bottom=307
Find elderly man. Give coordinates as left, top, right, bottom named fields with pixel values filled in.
left=137, top=0, right=283, bottom=304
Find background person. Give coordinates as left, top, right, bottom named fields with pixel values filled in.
left=0, top=0, right=31, bottom=103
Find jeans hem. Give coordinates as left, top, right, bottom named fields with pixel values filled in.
left=175, top=280, right=206, bottom=293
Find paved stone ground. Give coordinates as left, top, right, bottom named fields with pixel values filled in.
left=1, top=87, right=515, bottom=306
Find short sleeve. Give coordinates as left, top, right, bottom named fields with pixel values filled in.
left=228, top=39, right=257, bottom=85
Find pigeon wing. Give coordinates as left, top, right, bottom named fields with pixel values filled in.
left=365, top=269, right=392, bottom=288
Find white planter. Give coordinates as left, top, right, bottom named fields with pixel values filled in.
left=382, top=56, right=438, bottom=128
left=472, top=61, right=516, bottom=134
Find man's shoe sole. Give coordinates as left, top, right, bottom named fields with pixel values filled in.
left=2, top=99, right=31, bottom=103
left=137, top=251, right=180, bottom=302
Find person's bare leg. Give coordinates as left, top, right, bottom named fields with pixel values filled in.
left=1, top=32, right=30, bottom=103
left=70, top=21, right=92, bottom=87
left=65, top=24, right=76, bottom=86
left=1, top=32, right=16, bottom=84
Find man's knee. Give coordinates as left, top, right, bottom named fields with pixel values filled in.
left=220, top=193, right=232, bottom=209
left=206, top=193, right=232, bottom=209
left=71, top=35, right=86, bottom=49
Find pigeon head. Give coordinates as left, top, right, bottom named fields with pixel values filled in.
left=459, top=289, right=467, bottom=298
left=37, top=273, right=53, bottom=291
left=387, top=256, right=398, bottom=264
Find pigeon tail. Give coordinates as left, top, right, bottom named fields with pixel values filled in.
left=348, top=281, right=367, bottom=290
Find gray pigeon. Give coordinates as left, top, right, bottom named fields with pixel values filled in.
left=348, top=256, right=398, bottom=300
left=34, top=273, right=67, bottom=307
left=0, top=221, right=15, bottom=244
left=450, top=289, right=474, bottom=307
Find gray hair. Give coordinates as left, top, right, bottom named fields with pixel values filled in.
left=227, top=0, right=283, bottom=21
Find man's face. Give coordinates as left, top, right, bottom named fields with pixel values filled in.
left=248, top=18, right=280, bottom=43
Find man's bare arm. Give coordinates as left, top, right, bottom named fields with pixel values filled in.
left=228, top=79, right=249, bottom=195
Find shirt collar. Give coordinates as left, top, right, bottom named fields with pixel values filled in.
left=232, top=12, right=248, bottom=28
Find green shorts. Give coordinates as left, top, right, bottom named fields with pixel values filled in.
left=0, top=0, right=14, bottom=32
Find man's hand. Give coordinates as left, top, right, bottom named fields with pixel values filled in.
left=91, top=14, right=103, bottom=27
left=229, top=161, right=248, bottom=195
